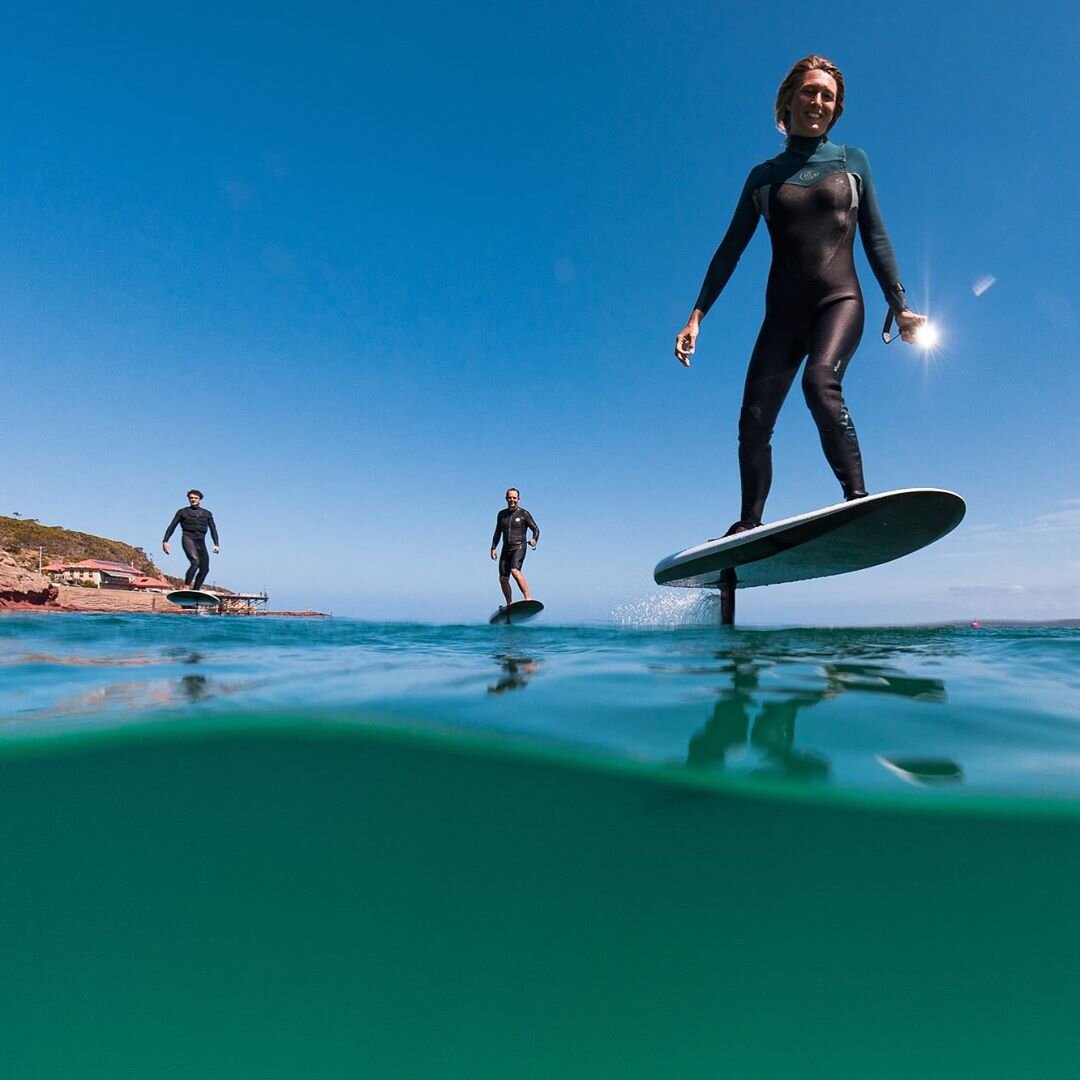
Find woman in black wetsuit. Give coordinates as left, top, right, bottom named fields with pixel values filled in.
left=674, top=55, right=927, bottom=535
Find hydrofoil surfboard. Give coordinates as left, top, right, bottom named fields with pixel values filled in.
left=167, top=589, right=221, bottom=611
left=654, top=488, right=965, bottom=623
left=490, top=600, right=544, bottom=625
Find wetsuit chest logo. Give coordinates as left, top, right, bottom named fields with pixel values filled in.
left=798, top=168, right=820, bottom=182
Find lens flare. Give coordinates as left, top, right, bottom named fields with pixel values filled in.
left=913, top=322, right=940, bottom=349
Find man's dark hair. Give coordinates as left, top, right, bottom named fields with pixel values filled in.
left=188, top=489, right=204, bottom=499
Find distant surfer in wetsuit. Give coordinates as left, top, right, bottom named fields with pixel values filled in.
left=490, top=488, right=540, bottom=606
left=674, top=54, right=928, bottom=536
left=162, top=489, right=220, bottom=591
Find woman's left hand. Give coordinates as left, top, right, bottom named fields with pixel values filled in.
left=895, top=310, right=927, bottom=344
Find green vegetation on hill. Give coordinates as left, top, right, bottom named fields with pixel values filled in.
left=0, top=515, right=164, bottom=578
left=0, top=515, right=234, bottom=593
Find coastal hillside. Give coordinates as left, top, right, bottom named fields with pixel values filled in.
left=0, top=515, right=165, bottom=578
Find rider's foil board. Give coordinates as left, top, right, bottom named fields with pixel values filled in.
left=653, top=488, right=965, bottom=590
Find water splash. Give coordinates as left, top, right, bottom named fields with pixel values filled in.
left=612, top=590, right=721, bottom=626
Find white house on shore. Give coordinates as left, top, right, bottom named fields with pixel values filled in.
left=43, top=560, right=172, bottom=592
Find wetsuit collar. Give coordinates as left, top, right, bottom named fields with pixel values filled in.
left=785, top=133, right=829, bottom=155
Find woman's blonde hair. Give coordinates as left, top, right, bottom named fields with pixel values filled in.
left=774, top=55, right=845, bottom=133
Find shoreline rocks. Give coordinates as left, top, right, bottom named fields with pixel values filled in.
left=0, top=553, right=58, bottom=608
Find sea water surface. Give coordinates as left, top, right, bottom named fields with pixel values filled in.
left=3, top=609, right=1080, bottom=798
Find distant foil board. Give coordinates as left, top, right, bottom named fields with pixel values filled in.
left=654, top=489, right=966, bottom=590
left=490, top=600, right=544, bottom=625
left=167, top=590, right=221, bottom=611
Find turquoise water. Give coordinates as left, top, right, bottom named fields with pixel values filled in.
left=3, top=612, right=1080, bottom=798
left=3, top=613, right=1080, bottom=1078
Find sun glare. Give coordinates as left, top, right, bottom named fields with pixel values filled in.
left=914, top=322, right=940, bottom=349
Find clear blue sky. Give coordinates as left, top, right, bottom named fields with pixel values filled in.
left=4, top=2, right=1078, bottom=623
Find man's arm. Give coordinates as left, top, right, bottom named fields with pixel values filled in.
left=207, top=512, right=220, bottom=548
left=162, top=510, right=182, bottom=544
left=491, top=513, right=504, bottom=552
left=526, top=511, right=539, bottom=545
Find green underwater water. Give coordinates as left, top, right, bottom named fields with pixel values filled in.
left=2, top=716, right=1079, bottom=1079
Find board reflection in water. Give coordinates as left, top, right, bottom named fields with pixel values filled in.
left=687, top=647, right=959, bottom=784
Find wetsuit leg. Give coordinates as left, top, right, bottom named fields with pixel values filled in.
left=181, top=534, right=199, bottom=586
left=193, top=540, right=210, bottom=589
left=801, top=297, right=867, bottom=500
left=737, top=318, right=807, bottom=525
left=182, top=534, right=210, bottom=589
left=499, top=546, right=526, bottom=578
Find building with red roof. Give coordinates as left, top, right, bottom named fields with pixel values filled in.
left=129, top=575, right=173, bottom=592
left=44, top=560, right=144, bottom=589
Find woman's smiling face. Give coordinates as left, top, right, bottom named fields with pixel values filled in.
left=787, top=69, right=838, bottom=137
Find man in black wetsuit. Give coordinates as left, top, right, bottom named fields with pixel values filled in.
left=162, top=489, right=220, bottom=591
left=490, top=488, right=540, bottom=605
left=674, top=54, right=927, bottom=536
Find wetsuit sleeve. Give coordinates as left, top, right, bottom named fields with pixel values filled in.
left=524, top=511, right=539, bottom=543
left=207, top=512, right=219, bottom=546
left=163, top=511, right=182, bottom=543
left=491, top=515, right=503, bottom=550
left=848, top=147, right=910, bottom=314
left=692, top=170, right=762, bottom=316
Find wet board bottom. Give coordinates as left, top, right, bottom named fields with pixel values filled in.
left=490, top=599, right=544, bottom=624
left=166, top=590, right=221, bottom=610
left=654, top=488, right=966, bottom=589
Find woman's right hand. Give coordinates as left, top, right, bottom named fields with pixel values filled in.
left=674, top=320, right=699, bottom=367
